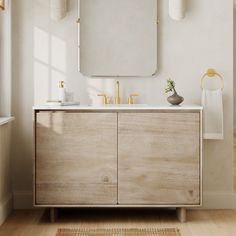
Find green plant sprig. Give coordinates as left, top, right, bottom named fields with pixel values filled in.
left=165, top=79, right=177, bottom=94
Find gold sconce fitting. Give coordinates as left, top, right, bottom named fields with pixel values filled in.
left=76, top=18, right=80, bottom=24
left=0, top=0, right=5, bottom=10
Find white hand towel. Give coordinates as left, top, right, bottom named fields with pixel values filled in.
left=201, top=89, right=224, bottom=140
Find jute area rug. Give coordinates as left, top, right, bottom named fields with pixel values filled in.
left=56, top=228, right=181, bottom=236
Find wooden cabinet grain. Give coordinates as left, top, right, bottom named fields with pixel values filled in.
left=118, top=112, right=200, bottom=205
left=35, top=112, right=117, bottom=205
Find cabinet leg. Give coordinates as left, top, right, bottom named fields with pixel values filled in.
left=177, top=208, right=187, bottom=223
left=50, top=208, right=57, bottom=223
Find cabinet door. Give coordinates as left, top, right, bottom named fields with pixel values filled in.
left=35, top=112, right=117, bottom=205
left=118, top=112, right=200, bottom=205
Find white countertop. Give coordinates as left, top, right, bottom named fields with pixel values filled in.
left=33, top=104, right=203, bottom=111
left=0, top=117, right=15, bottom=126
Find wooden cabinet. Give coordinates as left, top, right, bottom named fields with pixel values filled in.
left=118, top=113, right=200, bottom=205
left=35, top=112, right=117, bottom=205
left=34, top=109, right=202, bottom=222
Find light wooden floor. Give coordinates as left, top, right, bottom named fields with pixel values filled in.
left=0, top=209, right=236, bottom=236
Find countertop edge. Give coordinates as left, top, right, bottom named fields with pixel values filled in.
left=33, top=105, right=203, bottom=111
left=0, top=117, right=15, bottom=126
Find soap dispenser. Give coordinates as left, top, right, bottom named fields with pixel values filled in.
left=58, top=81, right=66, bottom=102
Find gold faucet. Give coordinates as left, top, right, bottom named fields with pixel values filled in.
left=115, top=81, right=121, bottom=104
left=97, top=94, right=109, bottom=105
left=98, top=81, right=139, bottom=105
left=128, top=94, right=139, bottom=104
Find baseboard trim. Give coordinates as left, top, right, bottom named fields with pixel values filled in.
left=12, top=191, right=236, bottom=210
left=203, top=191, right=236, bottom=209
left=13, top=191, right=33, bottom=209
left=0, top=194, right=13, bottom=225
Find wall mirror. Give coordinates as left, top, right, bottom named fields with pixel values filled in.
left=79, top=0, right=157, bottom=77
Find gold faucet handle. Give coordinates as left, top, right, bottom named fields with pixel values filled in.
left=97, top=94, right=109, bottom=105
left=128, top=94, right=139, bottom=105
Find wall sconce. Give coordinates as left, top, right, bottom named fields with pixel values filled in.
left=169, top=0, right=186, bottom=20
left=50, top=0, right=67, bottom=21
left=0, top=0, right=5, bottom=10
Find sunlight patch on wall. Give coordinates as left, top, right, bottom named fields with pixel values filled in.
left=34, top=27, right=67, bottom=105
left=34, top=28, right=49, bottom=64
left=51, top=35, right=66, bottom=73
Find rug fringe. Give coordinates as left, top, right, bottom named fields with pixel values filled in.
left=56, top=228, right=181, bottom=236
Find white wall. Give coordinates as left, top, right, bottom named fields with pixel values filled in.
left=12, top=0, right=234, bottom=209
left=0, top=123, right=13, bottom=225
left=234, top=8, right=236, bottom=133
left=0, top=0, right=12, bottom=116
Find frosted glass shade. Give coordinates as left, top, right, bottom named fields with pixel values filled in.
left=169, top=0, right=186, bottom=20
left=50, top=0, right=67, bottom=21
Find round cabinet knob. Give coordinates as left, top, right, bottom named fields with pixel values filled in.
left=188, top=190, right=194, bottom=196
left=187, top=190, right=196, bottom=201
left=103, top=176, right=110, bottom=183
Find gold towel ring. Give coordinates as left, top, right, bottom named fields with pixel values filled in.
left=201, top=68, right=224, bottom=91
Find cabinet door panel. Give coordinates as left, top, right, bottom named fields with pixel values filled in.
left=36, top=112, right=117, bottom=205
left=118, top=112, right=200, bottom=205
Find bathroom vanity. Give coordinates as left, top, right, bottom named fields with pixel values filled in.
left=33, top=105, right=202, bottom=222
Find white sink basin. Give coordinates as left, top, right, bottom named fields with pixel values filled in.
left=88, top=104, right=148, bottom=107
